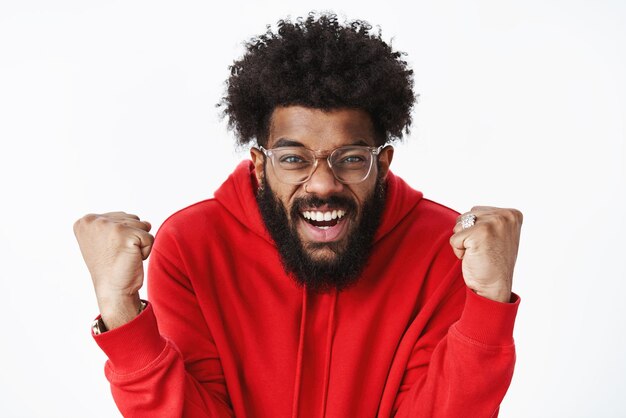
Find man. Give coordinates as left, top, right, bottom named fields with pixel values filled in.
left=74, top=13, right=522, bottom=418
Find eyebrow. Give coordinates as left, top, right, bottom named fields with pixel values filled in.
left=273, top=138, right=304, bottom=148
left=272, top=138, right=372, bottom=148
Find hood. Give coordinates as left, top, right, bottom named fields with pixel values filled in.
left=214, top=160, right=424, bottom=416
left=214, top=160, right=423, bottom=245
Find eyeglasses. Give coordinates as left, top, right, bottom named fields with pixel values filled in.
left=258, top=144, right=387, bottom=185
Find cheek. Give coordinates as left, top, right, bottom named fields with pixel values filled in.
left=267, top=176, right=301, bottom=214
left=351, top=181, right=377, bottom=206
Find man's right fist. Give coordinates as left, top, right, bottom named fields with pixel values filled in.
left=74, top=212, right=154, bottom=330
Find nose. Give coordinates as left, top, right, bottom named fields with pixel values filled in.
left=304, top=159, right=344, bottom=197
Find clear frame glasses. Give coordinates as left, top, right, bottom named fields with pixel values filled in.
left=258, top=144, right=387, bottom=185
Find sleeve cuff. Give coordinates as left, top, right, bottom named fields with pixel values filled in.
left=453, top=287, right=521, bottom=346
left=92, top=302, right=167, bottom=374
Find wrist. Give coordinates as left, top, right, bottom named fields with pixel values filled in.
left=474, top=290, right=511, bottom=303
left=92, top=300, right=146, bottom=335
left=472, top=284, right=512, bottom=303
left=96, top=293, right=143, bottom=331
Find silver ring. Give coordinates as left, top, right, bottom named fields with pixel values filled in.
left=460, top=213, right=477, bottom=229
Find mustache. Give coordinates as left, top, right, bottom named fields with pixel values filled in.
left=291, top=195, right=358, bottom=213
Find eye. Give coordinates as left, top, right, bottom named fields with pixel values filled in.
left=341, top=155, right=366, bottom=164
left=335, top=153, right=367, bottom=166
left=276, top=151, right=313, bottom=171
left=280, top=154, right=306, bottom=164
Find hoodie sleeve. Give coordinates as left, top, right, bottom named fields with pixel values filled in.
left=92, top=245, right=234, bottom=418
left=391, top=277, right=520, bottom=418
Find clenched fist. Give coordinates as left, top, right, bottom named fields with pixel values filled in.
left=449, top=206, right=523, bottom=303
left=74, top=212, right=154, bottom=330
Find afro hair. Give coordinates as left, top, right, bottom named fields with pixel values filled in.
left=219, top=12, right=415, bottom=147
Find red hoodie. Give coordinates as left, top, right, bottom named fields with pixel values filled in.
left=93, top=161, right=519, bottom=418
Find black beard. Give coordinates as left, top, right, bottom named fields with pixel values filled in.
left=256, top=172, right=387, bottom=292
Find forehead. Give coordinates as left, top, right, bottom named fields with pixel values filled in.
left=267, top=106, right=377, bottom=149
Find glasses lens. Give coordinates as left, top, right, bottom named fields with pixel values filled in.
left=330, top=146, right=373, bottom=183
left=270, top=147, right=315, bottom=184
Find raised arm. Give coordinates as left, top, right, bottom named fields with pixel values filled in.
left=389, top=206, right=523, bottom=417
left=74, top=212, right=234, bottom=417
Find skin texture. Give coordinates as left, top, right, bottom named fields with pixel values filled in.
left=73, top=212, right=153, bottom=330
left=73, top=105, right=523, bottom=330
left=450, top=206, right=523, bottom=303
left=250, top=106, right=394, bottom=265
left=253, top=107, right=390, bottom=291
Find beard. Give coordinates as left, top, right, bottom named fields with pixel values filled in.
left=256, top=170, right=387, bottom=292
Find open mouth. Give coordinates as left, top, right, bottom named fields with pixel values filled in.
left=301, top=209, right=346, bottom=229
left=298, top=208, right=350, bottom=243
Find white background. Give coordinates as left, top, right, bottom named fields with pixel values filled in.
left=1, top=1, right=624, bottom=417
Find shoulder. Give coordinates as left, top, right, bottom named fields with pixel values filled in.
left=395, top=196, right=460, bottom=250
left=381, top=172, right=459, bottom=238
left=154, top=198, right=229, bottom=245
left=416, top=198, right=460, bottom=225
left=404, top=198, right=462, bottom=276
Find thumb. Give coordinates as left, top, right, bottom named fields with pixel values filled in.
left=132, top=229, right=154, bottom=260
left=449, top=233, right=466, bottom=259
left=141, top=243, right=153, bottom=260
left=451, top=245, right=465, bottom=260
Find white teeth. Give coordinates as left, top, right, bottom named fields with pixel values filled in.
left=301, top=209, right=347, bottom=221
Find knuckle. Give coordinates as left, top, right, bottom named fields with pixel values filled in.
left=83, top=213, right=98, bottom=223
left=94, top=215, right=110, bottom=225
left=502, top=209, right=515, bottom=220
left=499, top=208, right=522, bottom=224
left=481, top=220, right=497, bottom=235
left=74, top=213, right=98, bottom=233
left=471, top=205, right=492, bottom=213
left=113, top=222, right=127, bottom=234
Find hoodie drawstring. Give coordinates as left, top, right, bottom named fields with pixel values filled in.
left=320, top=289, right=337, bottom=418
left=292, top=287, right=338, bottom=418
left=292, top=287, right=307, bottom=418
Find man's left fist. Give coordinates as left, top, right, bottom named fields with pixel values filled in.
left=449, top=206, right=523, bottom=303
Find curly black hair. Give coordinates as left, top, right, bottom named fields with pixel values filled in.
left=219, top=12, right=415, bottom=147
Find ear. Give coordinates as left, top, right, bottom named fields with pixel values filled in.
left=377, top=145, right=394, bottom=180
left=250, top=148, right=265, bottom=184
